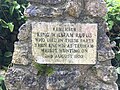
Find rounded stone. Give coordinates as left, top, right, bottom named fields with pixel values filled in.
left=66, top=0, right=82, bottom=17
left=93, top=65, right=118, bottom=84
left=85, top=0, right=107, bottom=17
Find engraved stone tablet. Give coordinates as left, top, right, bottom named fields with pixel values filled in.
left=32, top=22, right=97, bottom=64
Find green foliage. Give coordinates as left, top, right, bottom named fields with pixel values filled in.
left=0, top=19, right=14, bottom=32
left=0, top=0, right=28, bottom=69
left=105, top=0, right=120, bottom=73
left=32, top=62, right=54, bottom=76
left=0, top=0, right=28, bottom=89
left=105, top=0, right=120, bottom=89
left=4, top=52, right=12, bottom=58
left=105, top=0, right=120, bottom=30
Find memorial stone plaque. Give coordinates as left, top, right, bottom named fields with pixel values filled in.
left=32, top=22, right=97, bottom=64
left=5, top=0, right=118, bottom=90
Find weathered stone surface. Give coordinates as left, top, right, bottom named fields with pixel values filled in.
left=93, top=65, right=118, bottom=84
left=98, top=35, right=115, bottom=61
left=28, top=0, right=66, bottom=5
left=5, top=66, right=40, bottom=90
left=84, top=80, right=118, bottom=90
left=82, top=65, right=118, bottom=90
left=98, top=49, right=115, bottom=61
left=5, top=0, right=118, bottom=90
left=24, top=5, right=64, bottom=17
left=12, top=22, right=32, bottom=65
left=25, top=0, right=82, bottom=18
left=66, top=0, right=82, bottom=17
left=5, top=67, right=26, bottom=89
left=18, top=24, right=30, bottom=41
left=12, top=42, right=29, bottom=65
left=85, top=0, right=107, bottom=17
left=47, top=70, right=81, bottom=89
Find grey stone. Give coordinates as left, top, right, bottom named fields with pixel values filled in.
left=12, top=22, right=32, bottom=65
left=85, top=0, right=107, bottom=17
left=5, top=66, right=40, bottom=90
left=66, top=0, right=82, bottom=17
left=28, top=0, right=66, bottom=5
left=92, top=65, right=118, bottom=84
left=18, top=23, right=30, bottom=41
left=111, top=41, right=116, bottom=48
left=47, top=70, right=81, bottom=89
left=5, top=0, right=118, bottom=90
left=12, top=42, right=29, bottom=65
left=24, top=0, right=83, bottom=18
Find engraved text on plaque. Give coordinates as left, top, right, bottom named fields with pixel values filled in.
left=32, top=22, right=97, bottom=64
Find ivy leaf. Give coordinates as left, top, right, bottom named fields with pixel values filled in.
left=7, top=23, right=14, bottom=32
left=15, top=4, right=20, bottom=10
left=0, top=19, right=8, bottom=28
left=116, top=67, right=120, bottom=74
left=115, top=37, right=120, bottom=40
left=4, top=52, right=12, bottom=57
left=46, top=67, right=54, bottom=76
left=116, top=15, right=120, bottom=21
left=108, top=20, right=114, bottom=30
left=117, top=50, right=120, bottom=54
left=32, top=62, right=54, bottom=76
left=0, top=87, right=2, bottom=90
left=2, top=66, right=8, bottom=71
left=13, top=1, right=20, bottom=10
left=10, top=6, right=15, bottom=15
left=5, top=0, right=11, bottom=3
left=115, top=53, right=120, bottom=60
left=0, top=76, right=4, bottom=81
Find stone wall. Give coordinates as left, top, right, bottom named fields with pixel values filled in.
left=5, top=0, right=118, bottom=90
